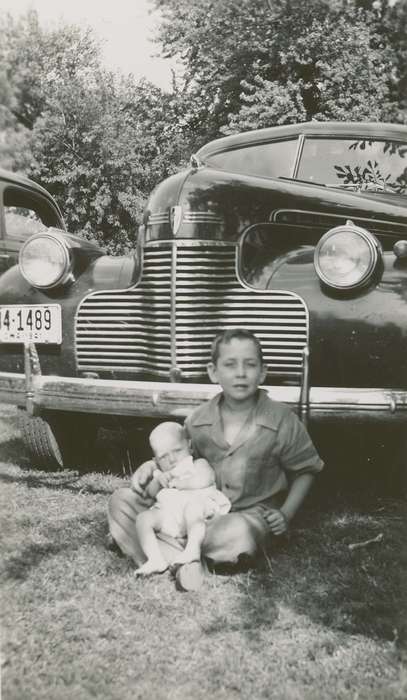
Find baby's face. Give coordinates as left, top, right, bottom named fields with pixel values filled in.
left=152, top=433, right=191, bottom=472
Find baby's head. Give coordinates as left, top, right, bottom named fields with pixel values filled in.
left=149, top=421, right=191, bottom=472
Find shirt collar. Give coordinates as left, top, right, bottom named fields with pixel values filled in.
left=190, top=392, right=222, bottom=426
left=191, top=389, right=279, bottom=431
left=254, top=389, right=280, bottom=431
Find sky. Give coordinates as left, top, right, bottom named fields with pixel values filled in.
left=1, top=0, right=176, bottom=90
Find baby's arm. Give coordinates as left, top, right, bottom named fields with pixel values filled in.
left=144, top=477, right=162, bottom=499
left=145, top=468, right=173, bottom=498
left=169, top=458, right=215, bottom=490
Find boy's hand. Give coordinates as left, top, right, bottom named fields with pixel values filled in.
left=263, top=508, right=289, bottom=536
left=131, top=460, right=156, bottom=496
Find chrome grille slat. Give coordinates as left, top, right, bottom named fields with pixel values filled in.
left=76, top=244, right=308, bottom=380
left=79, top=352, right=172, bottom=360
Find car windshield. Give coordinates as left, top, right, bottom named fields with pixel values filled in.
left=297, top=137, right=407, bottom=195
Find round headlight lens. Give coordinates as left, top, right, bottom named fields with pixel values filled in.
left=19, top=232, right=72, bottom=288
left=314, top=224, right=380, bottom=290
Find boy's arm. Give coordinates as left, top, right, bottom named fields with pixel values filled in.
left=264, top=472, right=315, bottom=535
left=265, top=410, right=323, bottom=535
left=281, top=472, right=315, bottom=522
left=170, top=459, right=215, bottom=490
left=130, top=459, right=156, bottom=497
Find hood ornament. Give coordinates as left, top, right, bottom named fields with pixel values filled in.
left=170, top=206, right=182, bottom=235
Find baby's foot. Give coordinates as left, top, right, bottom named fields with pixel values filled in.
left=134, top=558, right=168, bottom=576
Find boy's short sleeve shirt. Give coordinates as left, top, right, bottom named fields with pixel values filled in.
left=184, top=389, right=324, bottom=510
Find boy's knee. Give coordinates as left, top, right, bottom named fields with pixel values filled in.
left=109, top=486, right=146, bottom=510
left=202, top=513, right=261, bottom=564
left=108, top=487, right=128, bottom=513
left=108, top=487, right=148, bottom=532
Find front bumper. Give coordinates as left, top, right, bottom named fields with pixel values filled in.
left=0, top=369, right=406, bottom=423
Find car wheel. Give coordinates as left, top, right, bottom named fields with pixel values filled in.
left=18, top=410, right=98, bottom=470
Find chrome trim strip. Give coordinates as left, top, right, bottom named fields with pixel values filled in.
left=149, top=213, right=169, bottom=223
left=145, top=239, right=230, bottom=248
left=1, top=371, right=406, bottom=421
left=183, top=212, right=222, bottom=218
left=150, top=212, right=224, bottom=227
left=271, top=208, right=407, bottom=233
left=170, top=240, right=177, bottom=370
left=183, top=215, right=223, bottom=224
left=292, top=134, right=305, bottom=179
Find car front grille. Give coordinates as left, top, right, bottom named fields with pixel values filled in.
left=75, top=242, right=308, bottom=382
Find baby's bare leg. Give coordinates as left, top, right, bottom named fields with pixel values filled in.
left=173, top=502, right=206, bottom=565
left=134, top=509, right=169, bottom=575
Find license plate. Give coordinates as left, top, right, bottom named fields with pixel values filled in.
left=0, top=304, right=62, bottom=344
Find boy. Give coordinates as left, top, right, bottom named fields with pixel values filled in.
left=107, top=329, right=323, bottom=584
left=133, top=421, right=230, bottom=576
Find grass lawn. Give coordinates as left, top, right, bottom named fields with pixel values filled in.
left=1, top=404, right=407, bottom=700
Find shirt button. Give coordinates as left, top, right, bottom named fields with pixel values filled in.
left=224, top=483, right=230, bottom=489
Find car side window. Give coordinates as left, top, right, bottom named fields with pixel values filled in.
left=206, top=139, right=298, bottom=179
left=3, top=186, right=61, bottom=242
left=298, top=137, right=407, bottom=194
left=5, top=207, right=46, bottom=240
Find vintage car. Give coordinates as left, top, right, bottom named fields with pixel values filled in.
left=0, top=121, right=406, bottom=477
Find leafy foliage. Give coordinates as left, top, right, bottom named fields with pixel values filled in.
left=27, top=73, right=187, bottom=252
left=333, top=140, right=407, bottom=193
left=0, top=10, right=187, bottom=252
left=1, top=2, right=406, bottom=251
left=154, top=0, right=407, bottom=139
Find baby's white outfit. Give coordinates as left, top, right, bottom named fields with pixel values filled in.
left=152, top=456, right=231, bottom=538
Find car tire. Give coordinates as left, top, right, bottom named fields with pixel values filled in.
left=18, top=410, right=98, bottom=470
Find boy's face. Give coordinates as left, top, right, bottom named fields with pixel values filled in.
left=151, top=432, right=191, bottom=472
left=207, top=338, right=267, bottom=402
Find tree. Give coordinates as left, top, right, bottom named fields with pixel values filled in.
left=0, top=10, right=101, bottom=130
left=0, top=10, right=187, bottom=252
left=153, top=0, right=407, bottom=141
left=227, top=4, right=400, bottom=132
left=2, top=2, right=405, bottom=252
left=27, top=73, right=187, bottom=252
left=153, top=0, right=276, bottom=143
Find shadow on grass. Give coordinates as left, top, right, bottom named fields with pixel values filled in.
left=0, top=430, right=147, bottom=479
left=0, top=437, right=31, bottom=467
left=235, top=492, right=407, bottom=653
left=309, top=422, right=406, bottom=500
left=0, top=509, right=111, bottom=582
left=0, top=468, right=115, bottom=495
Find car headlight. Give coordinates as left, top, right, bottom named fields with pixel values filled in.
left=19, top=230, right=73, bottom=289
left=314, top=223, right=381, bottom=290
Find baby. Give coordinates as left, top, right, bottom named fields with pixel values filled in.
left=132, top=421, right=230, bottom=576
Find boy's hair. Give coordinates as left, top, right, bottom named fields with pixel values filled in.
left=210, top=328, right=263, bottom=364
left=149, top=421, right=186, bottom=451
